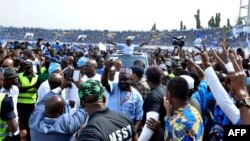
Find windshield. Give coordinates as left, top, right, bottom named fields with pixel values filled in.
left=109, top=55, right=148, bottom=68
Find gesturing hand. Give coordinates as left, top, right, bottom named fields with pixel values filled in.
left=163, top=97, right=171, bottom=116
left=199, top=51, right=212, bottom=69
left=225, top=52, right=249, bottom=99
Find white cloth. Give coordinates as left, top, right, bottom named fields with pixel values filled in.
left=80, top=74, right=101, bottom=83
left=113, top=72, right=120, bottom=83
left=37, top=81, right=80, bottom=115
left=61, top=83, right=80, bottom=115
left=225, top=62, right=235, bottom=73
left=117, top=44, right=139, bottom=55
left=37, top=80, right=50, bottom=103
left=205, top=67, right=240, bottom=124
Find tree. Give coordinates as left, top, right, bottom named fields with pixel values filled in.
left=208, top=15, right=221, bottom=28
left=227, top=18, right=231, bottom=27
left=180, top=21, right=183, bottom=30
left=151, top=23, right=156, bottom=31
left=194, top=9, right=201, bottom=29
left=208, top=16, right=215, bottom=28
left=183, top=25, right=186, bottom=30
left=215, top=13, right=221, bottom=27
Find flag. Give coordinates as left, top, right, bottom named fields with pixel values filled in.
left=98, top=42, right=106, bottom=51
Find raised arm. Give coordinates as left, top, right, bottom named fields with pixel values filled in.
left=139, top=42, right=148, bottom=47
left=107, top=40, right=117, bottom=46
left=200, top=52, right=240, bottom=124
left=226, top=53, right=250, bottom=124
left=186, top=54, right=205, bottom=80
left=101, top=60, right=113, bottom=93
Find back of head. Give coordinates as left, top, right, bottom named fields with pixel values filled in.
left=78, top=80, right=104, bottom=104
left=45, top=95, right=65, bottom=118
left=133, top=60, right=145, bottom=68
left=87, top=59, right=98, bottom=67
left=3, top=58, right=14, bottom=68
left=48, top=73, right=63, bottom=90
left=145, top=65, right=163, bottom=84
left=167, top=76, right=189, bottom=100
left=131, top=65, right=144, bottom=79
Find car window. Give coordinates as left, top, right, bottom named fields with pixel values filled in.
left=109, top=55, right=148, bottom=68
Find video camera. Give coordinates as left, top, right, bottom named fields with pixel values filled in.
left=172, top=36, right=185, bottom=48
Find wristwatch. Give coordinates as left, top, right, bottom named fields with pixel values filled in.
left=236, top=97, right=250, bottom=108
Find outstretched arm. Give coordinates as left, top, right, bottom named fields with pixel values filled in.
left=107, top=40, right=117, bottom=46
left=139, top=42, right=148, bottom=47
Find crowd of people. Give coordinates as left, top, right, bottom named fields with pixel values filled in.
left=0, top=29, right=250, bottom=141
left=0, top=26, right=247, bottom=47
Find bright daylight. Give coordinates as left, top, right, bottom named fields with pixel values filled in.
left=0, top=0, right=249, bottom=141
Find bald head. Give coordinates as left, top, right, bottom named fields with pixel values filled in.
left=86, top=59, right=98, bottom=68
left=45, top=95, right=65, bottom=118
left=85, top=59, right=98, bottom=77
left=2, top=58, right=14, bottom=68
left=48, top=73, right=63, bottom=90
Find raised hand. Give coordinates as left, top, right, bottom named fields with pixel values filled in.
left=219, top=39, right=230, bottom=64
left=186, top=53, right=195, bottom=66
left=163, top=97, right=171, bottom=116
left=199, top=51, right=212, bottom=69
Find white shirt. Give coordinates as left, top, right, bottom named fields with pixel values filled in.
left=37, top=80, right=50, bottom=103
left=60, top=83, right=80, bottom=115
left=37, top=81, right=80, bottom=115
left=117, top=44, right=139, bottom=55
left=205, top=67, right=240, bottom=124
left=113, top=72, right=120, bottom=83
left=80, top=74, right=101, bottom=83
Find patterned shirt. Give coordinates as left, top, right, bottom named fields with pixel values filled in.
left=165, top=104, right=204, bottom=141
left=133, top=79, right=150, bottom=100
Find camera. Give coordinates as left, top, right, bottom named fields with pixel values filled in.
left=172, top=36, right=185, bottom=48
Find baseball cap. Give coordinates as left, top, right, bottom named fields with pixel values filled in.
left=180, top=75, right=194, bottom=89
left=77, top=57, right=88, bottom=68
left=48, top=62, right=61, bottom=74
left=24, top=61, right=33, bottom=68
left=78, top=80, right=104, bottom=103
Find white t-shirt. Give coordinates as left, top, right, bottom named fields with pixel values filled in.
left=117, top=44, right=139, bottom=55
left=80, top=74, right=101, bottom=83
left=37, top=81, right=80, bottom=115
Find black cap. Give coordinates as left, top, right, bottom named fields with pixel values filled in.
left=4, top=67, right=18, bottom=79
left=24, top=61, right=33, bottom=68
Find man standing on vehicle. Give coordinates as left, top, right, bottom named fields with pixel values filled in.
left=107, top=37, right=148, bottom=55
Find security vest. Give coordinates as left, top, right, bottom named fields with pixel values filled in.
left=18, top=73, right=38, bottom=104
left=40, top=67, right=46, bottom=74
left=0, top=94, right=8, bottom=140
